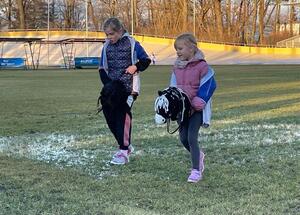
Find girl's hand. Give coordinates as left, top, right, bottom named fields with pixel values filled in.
left=125, top=65, right=137, bottom=74
left=191, top=96, right=206, bottom=111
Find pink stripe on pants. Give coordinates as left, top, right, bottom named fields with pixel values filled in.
left=123, top=113, right=131, bottom=146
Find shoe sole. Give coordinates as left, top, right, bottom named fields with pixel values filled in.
left=110, top=156, right=129, bottom=165
left=110, top=161, right=127, bottom=165
left=187, top=178, right=202, bottom=183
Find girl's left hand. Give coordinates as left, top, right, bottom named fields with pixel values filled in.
left=125, top=65, right=137, bottom=74
left=191, top=96, right=206, bottom=111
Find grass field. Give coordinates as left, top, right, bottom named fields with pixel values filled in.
left=0, top=65, right=299, bottom=215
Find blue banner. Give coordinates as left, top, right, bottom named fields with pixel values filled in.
left=74, top=57, right=100, bottom=69
left=0, top=58, right=25, bottom=68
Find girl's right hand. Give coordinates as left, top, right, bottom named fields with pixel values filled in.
left=125, top=65, right=137, bottom=74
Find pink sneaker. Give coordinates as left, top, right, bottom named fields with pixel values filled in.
left=110, top=151, right=129, bottom=165
left=187, top=169, right=202, bottom=183
left=199, top=150, right=205, bottom=173
left=113, top=145, right=134, bottom=158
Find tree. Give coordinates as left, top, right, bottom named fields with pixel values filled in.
left=214, top=0, right=223, bottom=41
left=179, top=0, right=188, bottom=32
left=64, top=0, right=75, bottom=29
left=16, top=0, right=25, bottom=29
left=273, top=0, right=281, bottom=34
left=0, top=0, right=296, bottom=45
left=289, top=0, right=296, bottom=35
left=259, top=0, right=265, bottom=44
left=0, top=0, right=13, bottom=29
left=87, top=0, right=99, bottom=30
left=25, top=0, right=48, bottom=29
left=8, top=0, right=12, bottom=28
left=251, top=0, right=258, bottom=44
left=226, top=0, right=232, bottom=38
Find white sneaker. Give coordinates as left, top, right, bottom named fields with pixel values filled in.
left=187, top=169, right=202, bottom=183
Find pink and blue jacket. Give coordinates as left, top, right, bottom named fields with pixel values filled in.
left=170, top=51, right=217, bottom=126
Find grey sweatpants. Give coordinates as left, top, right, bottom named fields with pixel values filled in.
left=178, top=111, right=203, bottom=170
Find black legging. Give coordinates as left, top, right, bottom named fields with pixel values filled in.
left=178, top=111, right=203, bottom=170
left=102, top=105, right=133, bottom=150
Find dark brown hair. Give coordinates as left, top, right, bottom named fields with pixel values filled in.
left=103, top=17, right=126, bottom=33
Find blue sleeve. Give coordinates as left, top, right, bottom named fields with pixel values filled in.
left=197, top=76, right=217, bottom=103
left=134, top=41, right=149, bottom=60
left=134, top=41, right=151, bottom=71
left=99, top=48, right=104, bottom=68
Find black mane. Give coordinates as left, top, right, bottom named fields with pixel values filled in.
left=98, top=80, right=130, bottom=111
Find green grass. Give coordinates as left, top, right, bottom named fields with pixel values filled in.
left=0, top=65, right=299, bottom=215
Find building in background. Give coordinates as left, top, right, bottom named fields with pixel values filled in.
left=279, top=23, right=300, bottom=35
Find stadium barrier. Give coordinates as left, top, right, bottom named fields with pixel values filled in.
left=135, top=35, right=300, bottom=56
left=74, top=57, right=100, bottom=69
left=0, top=58, right=26, bottom=69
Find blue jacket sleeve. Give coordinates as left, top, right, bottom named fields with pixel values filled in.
left=135, top=41, right=149, bottom=60
left=134, top=41, right=151, bottom=71
left=99, top=48, right=104, bottom=68
left=197, top=69, right=217, bottom=103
